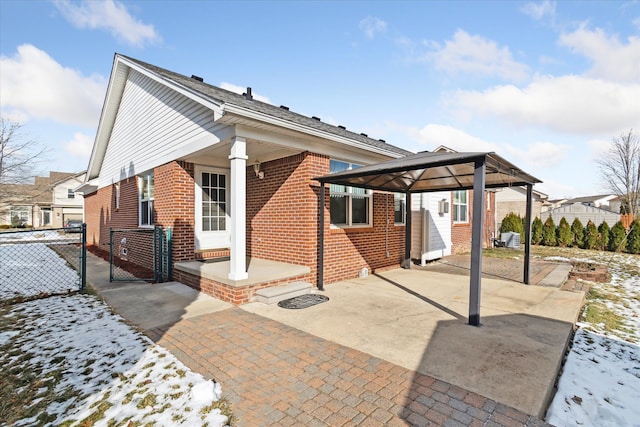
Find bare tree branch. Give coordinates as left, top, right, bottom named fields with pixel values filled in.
left=597, top=129, right=640, bottom=218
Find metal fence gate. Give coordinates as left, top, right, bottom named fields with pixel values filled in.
left=109, top=226, right=171, bottom=282
left=0, top=225, right=87, bottom=305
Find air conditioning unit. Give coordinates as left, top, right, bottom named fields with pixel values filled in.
left=501, top=232, right=521, bottom=249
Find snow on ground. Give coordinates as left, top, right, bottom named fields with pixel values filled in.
left=0, top=229, right=78, bottom=242
left=1, top=294, right=229, bottom=426
left=0, top=243, right=79, bottom=300
left=546, top=250, right=640, bottom=427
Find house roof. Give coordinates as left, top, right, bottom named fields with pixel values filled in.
left=121, top=56, right=412, bottom=158
left=87, top=54, right=413, bottom=181
left=315, top=150, right=541, bottom=193
left=565, top=194, right=615, bottom=204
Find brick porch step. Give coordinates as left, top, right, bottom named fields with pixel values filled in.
left=195, top=249, right=230, bottom=260
left=255, top=281, right=313, bottom=304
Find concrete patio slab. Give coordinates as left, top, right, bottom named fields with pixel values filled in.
left=241, top=268, right=585, bottom=417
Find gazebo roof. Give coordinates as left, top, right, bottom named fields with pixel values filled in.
left=316, top=151, right=541, bottom=193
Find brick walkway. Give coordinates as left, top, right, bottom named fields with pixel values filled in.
left=147, top=308, right=550, bottom=426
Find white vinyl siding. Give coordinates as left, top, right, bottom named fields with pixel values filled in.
left=98, top=70, right=221, bottom=188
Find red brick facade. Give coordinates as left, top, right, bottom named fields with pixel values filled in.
left=451, top=190, right=496, bottom=254
left=85, top=152, right=407, bottom=303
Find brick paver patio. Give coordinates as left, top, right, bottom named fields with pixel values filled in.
left=146, top=308, right=550, bottom=426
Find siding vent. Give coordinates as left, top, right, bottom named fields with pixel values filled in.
left=312, top=116, right=321, bottom=121
left=338, top=125, right=346, bottom=130
left=191, top=75, right=203, bottom=82
left=244, top=87, right=253, bottom=101
left=280, top=105, right=289, bottom=110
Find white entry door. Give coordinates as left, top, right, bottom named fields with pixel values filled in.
left=195, top=166, right=230, bottom=250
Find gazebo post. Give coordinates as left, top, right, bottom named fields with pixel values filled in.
left=523, top=184, right=533, bottom=284
left=318, top=183, right=325, bottom=290
left=404, top=192, right=412, bottom=269
left=469, top=158, right=486, bottom=327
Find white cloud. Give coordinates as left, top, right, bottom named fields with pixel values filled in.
left=54, top=0, right=160, bottom=47
left=449, top=75, right=640, bottom=135
left=502, top=140, right=570, bottom=169
left=559, top=25, right=640, bottom=83
left=521, top=1, right=556, bottom=21
left=359, top=16, right=387, bottom=39
left=424, top=30, right=530, bottom=82
left=0, top=44, right=106, bottom=128
left=219, top=82, right=271, bottom=104
left=64, top=132, right=94, bottom=159
left=407, top=124, right=498, bottom=152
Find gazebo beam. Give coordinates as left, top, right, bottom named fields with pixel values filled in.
left=524, top=184, right=533, bottom=285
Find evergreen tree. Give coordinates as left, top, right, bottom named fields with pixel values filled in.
left=500, top=212, right=524, bottom=240
left=584, top=220, right=599, bottom=250
left=626, top=220, right=640, bottom=254
left=556, top=217, right=572, bottom=247
left=531, top=216, right=543, bottom=245
left=542, top=217, right=557, bottom=246
left=598, top=221, right=610, bottom=251
left=609, top=221, right=627, bottom=252
left=571, top=218, right=585, bottom=248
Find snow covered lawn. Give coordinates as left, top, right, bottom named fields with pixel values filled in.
left=544, top=249, right=640, bottom=427
left=0, top=294, right=231, bottom=426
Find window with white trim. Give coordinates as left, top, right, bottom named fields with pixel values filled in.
left=139, top=173, right=154, bottom=227
left=115, top=182, right=120, bottom=210
left=329, top=160, right=371, bottom=226
left=453, top=190, right=468, bottom=223
left=10, top=207, right=29, bottom=226
left=394, top=193, right=405, bottom=225
left=67, top=189, right=75, bottom=199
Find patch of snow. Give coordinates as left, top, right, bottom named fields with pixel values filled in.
left=2, top=294, right=228, bottom=426
left=0, top=229, right=77, bottom=242
left=544, top=256, right=571, bottom=262
left=0, top=330, right=19, bottom=345
left=0, top=243, right=79, bottom=299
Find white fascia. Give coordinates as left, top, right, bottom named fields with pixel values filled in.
left=222, top=104, right=406, bottom=160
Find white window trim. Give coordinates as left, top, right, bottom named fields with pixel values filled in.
left=453, top=190, right=469, bottom=224
left=394, top=193, right=406, bottom=225
left=138, top=173, right=154, bottom=228
left=329, top=160, right=372, bottom=228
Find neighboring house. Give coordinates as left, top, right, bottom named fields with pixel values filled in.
left=0, top=172, right=76, bottom=228
left=562, top=194, right=617, bottom=210
left=542, top=198, right=568, bottom=212
left=494, top=186, right=548, bottom=226
left=51, top=172, right=86, bottom=227
left=431, top=146, right=497, bottom=254
left=80, top=54, right=428, bottom=304
left=544, top=203, right=620, bottom=227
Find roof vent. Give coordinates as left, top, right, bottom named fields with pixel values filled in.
left=280, top=105, right=289, bottom=110
left=379, top=139, right=386, bottom=143
left=312, top=116, right=321, bottom=121
left=360, top=133, right=368, bottom=137
left=244, top=87, right=253, bottom=101
left=191, top=75, right=203, bottom=82
left=337, top=125, right=346, bottom=130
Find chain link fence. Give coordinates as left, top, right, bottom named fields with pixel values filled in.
left=109, top=227, right=171, bottom=282
left=0, top=226, right=86, bottom=305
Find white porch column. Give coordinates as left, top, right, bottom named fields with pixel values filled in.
left=228, top=137, right=248, bottom=280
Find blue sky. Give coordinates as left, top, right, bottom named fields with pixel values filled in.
left=1, top=0, right=639, bottom=199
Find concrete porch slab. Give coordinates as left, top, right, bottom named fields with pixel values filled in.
left=174, top=257, right=310, bottom=288
left=241, top=268, right=585, bottom=417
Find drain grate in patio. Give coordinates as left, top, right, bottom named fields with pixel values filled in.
left=278, top=294, right=329, bottom=309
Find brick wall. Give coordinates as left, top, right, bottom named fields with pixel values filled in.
left=451, top=190, right=496, bottom=254
left=154, top=161, right=195, bottom=262
left=84, top=177, right=138, bottom=249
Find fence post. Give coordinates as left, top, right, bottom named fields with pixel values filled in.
left=166, top=227, right=172, bottom=281
left=81, top=223, right=87, bottom=293
left=109, top=229, right=114, bottom=282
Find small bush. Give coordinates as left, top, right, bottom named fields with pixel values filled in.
left=542, top=216, right=557, bottom=246
left=598, top=221, right=610, bottom=251
left=556, top=217, right=572, bottom=247
left=626, top=220, right=640, bottom=254
left=571, top=218, right=585, bottom=248
left=609, top=221, right=627, bottom=252
left=531, top=217, right=543, bottom=245
left=500, top=212, right=524, bottom=240
left=584, top=220, right=599, bottom=250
